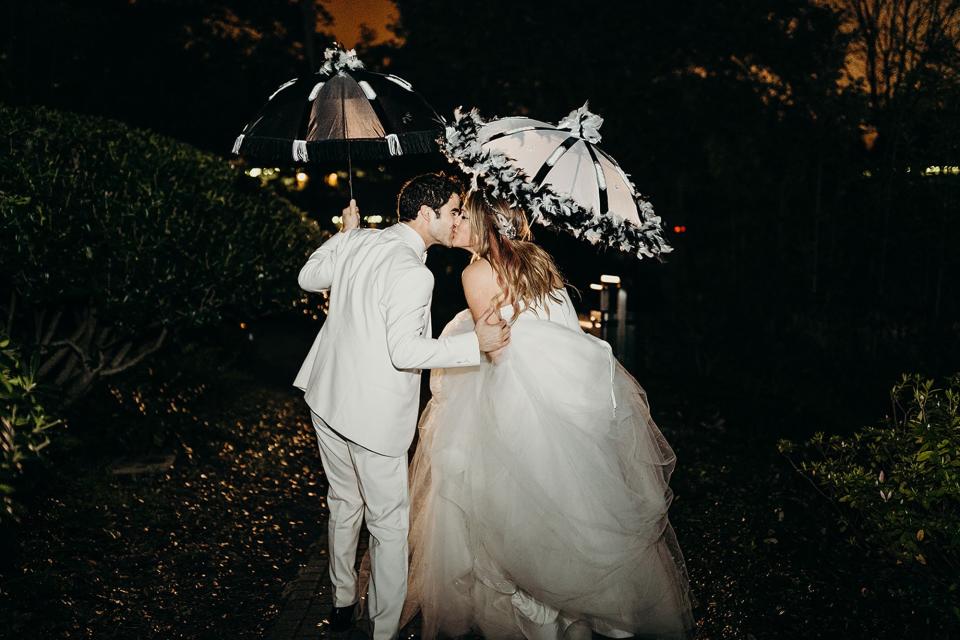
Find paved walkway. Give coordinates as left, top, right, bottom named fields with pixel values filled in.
left=267, top=540, right=336, bottom=640
left=269, top=532, right=423, bottom=640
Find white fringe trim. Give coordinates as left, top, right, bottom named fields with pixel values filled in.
left=594, top=161, right=607, bottom=190
left=269, top=78, right=298, bottom=101
left=308, top=82, right=325, bottom=101
left=358, top=80, right=377, bottom=99
left=386, top=133, right=403, bottom=156
left=544, top=144, right=565, bottom=167
left=231, top=134, right=244, bottom=155
left=292, top=140, right=309, bottom=162
left=386, top=74, right=413, bottom=91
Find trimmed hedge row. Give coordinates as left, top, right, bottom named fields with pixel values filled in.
left=0, top=104, right=322, bottom=404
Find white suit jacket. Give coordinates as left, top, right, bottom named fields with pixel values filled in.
left=293, top=223, right=482, bottom=457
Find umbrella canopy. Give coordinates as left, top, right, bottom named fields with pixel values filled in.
left=442, top=104, right=671, bottom=259
left=232, top=47, right=444, bottom=165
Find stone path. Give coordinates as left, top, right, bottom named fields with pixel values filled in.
left=269, top=531, right=423, bottom=640
left=267, top=540, right=335, bottom=640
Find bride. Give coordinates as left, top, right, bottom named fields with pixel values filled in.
left=403, top=189, right=695, bottom=640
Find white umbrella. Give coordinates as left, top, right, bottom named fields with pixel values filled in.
left=443, top=104, right=671, bottom=259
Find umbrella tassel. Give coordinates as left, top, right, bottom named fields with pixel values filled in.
left=292, top=140, right=309, bottom=163
left=386, top=134, right=403, bottom=156
left=231, top=134, right=244, bottom=155
left=308, top=82, right=325, bottom=101
left=269, top=78, right=298, bottom=101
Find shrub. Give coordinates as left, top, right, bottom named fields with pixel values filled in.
left=0, top=104, right=321, bottom=405
left=780, top=373, right=960, bottom=620
left=0, top=333, right=62, bottom=523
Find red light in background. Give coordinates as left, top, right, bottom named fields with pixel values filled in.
left=673, top=225, right=687, bottom=234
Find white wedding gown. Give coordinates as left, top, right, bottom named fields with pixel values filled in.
left=403, top=288, right=695, bottom=640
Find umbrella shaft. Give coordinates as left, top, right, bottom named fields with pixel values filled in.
left=342, top=92, right=354, bottom=200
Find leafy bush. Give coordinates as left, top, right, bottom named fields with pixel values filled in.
left=0, top=104, right=321, bottom=405
left=0, top=333, right=62, bottom=523
left=780, top=374, right=960, bottom=620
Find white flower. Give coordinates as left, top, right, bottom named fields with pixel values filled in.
left=557, top=102, right=604, bottom=144
left=320, top=46, right=365, bottom=74
left=584, top=228, right=603, bottom=244
left=495, top=213, right=517, bottom=239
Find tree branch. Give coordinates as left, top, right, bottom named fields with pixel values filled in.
left=100, top=327, right=167, bottom=377
left=40, top=309, right=63, bottom=346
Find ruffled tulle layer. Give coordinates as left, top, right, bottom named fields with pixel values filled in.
left=404, top=309, right=694, bottom=640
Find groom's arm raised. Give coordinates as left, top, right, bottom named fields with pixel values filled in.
left=297, top=201, right=361, bottom=292
left=382, top=258, right=494, bottom=370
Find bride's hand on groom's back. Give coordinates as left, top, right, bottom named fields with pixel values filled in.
left=474, top=304, right=510, bottom=355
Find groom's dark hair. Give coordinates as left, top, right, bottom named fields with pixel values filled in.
left=397, top=173, right=462, bottom=222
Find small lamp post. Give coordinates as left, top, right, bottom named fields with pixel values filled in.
left=589, top=275, right=628, bottom=358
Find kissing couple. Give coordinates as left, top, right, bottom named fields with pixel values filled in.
left=294, top=172, right=694, bottom=640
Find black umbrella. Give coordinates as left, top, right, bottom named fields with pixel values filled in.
left=232, top=46, right=444, bottom=198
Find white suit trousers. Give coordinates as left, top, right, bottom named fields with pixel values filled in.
left=311, top=412, right=409, bottom=640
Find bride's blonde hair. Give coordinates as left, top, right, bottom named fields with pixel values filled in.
left=463, top=190, right=565, bottom=322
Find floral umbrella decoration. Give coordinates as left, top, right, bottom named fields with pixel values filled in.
left=442, top=104, right=672, bottom=259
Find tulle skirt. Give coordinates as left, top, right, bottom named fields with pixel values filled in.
left=404, top=310, right=694, bottom=640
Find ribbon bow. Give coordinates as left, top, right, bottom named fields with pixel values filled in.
left=320, top=45, right=366, bottom=75
left=557, top=102, right=604, bottom=144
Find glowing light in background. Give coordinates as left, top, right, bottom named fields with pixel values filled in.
left=923, top=166, right=960, bottom=176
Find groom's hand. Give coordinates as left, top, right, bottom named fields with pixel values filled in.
left=474, top=304, right=510, bottom=353
left=340, top=199, right=360, bottom=231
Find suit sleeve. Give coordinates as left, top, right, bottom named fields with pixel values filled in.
left=382, top=257, right=482, bottom=370
left=298, top=231, right=348, bottom=293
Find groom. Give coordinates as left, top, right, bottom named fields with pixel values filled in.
left=293, top=172, right=510, bottom=640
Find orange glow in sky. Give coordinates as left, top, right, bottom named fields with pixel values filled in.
left=324, top=0, right=399, bottom=48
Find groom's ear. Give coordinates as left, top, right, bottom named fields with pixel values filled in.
left=417, top=204, right=433, bottom=221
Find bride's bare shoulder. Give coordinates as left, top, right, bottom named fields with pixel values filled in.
left=461, top=257, right=495, bottom=286
left=461, top=258, right=502, bottom=318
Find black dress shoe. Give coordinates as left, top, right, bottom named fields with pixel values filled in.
left=329, top=603, right=357, bottom=633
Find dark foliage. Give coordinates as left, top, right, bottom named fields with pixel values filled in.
left=0, top=333, right=62, bottom=524
left=780, top=373, right=960, bottom=623
left=0, top=104, right=321, bottom=405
